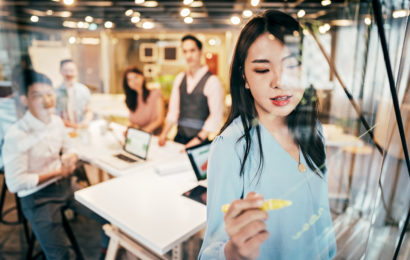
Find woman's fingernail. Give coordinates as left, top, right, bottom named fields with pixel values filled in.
left=256, top=199, right=264, bottom=206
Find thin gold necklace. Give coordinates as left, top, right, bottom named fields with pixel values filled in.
left=298, top=149, right=306, bottom=173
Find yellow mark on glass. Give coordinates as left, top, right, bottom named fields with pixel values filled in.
left=222, top=199, right=292, bottom=213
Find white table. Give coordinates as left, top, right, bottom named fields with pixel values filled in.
left=75, top=165, right=206, bottom=256
left=73, top=121, right=207, bottom=257
left=70, top=120, right=187, bottom=177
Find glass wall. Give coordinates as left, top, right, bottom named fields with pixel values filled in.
left=0, top=0, right=408, bottom=259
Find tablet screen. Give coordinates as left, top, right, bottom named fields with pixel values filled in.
left=186, top=141, right=211, bottom=181
left=124, top=127, right=151, bottom=160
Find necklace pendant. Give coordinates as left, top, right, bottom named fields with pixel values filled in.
left=298, top=163, right=306, bottom=173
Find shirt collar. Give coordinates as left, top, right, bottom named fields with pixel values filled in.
left=187, top=65, right=209, bottom=79
left=23, top=110, right=50, bottom=132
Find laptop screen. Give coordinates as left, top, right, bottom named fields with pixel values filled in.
left=124, top=127, right=151, bottom=160
left=186, top=141, right=212, bottom=181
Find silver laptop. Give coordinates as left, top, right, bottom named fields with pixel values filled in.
left=100, top=127, right=152, bottom=170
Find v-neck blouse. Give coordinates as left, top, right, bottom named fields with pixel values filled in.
left=199, top=117, right=337, bottom=260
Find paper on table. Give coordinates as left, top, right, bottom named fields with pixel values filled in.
left=154, top=161, right=191, bottom=176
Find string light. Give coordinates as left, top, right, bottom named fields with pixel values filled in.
left=230, top=15, right=241, bottom=25
left=180, top=8, right=190, bottom=17
left=184, top=17, right=193, bottom=24
left=242, top=10, right=253, bottom=18
left=30, top=15, right=39, bottom=23
left=104, top=21, right=114, bottom=28
left=251, top=0, right=260, bottom=7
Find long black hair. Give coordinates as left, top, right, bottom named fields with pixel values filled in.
left=221, top=10, right=326, bottom=177
left=123, top=66, right=150, bottom=112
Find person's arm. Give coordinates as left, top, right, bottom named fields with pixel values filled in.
left=77, top=104, right=93, bottom=128
left=184, top=76, right=224, bottom=149
left=158, top=73, right=183, bottom=146
left=142, top=93, right=165, bottom=133
left=158, top=121, right=175, bottom=146
left=2, top=132, right=71, bottom=194
left=184, top=129, right=209, bottom=149
left=77, top=86, right=94, bottom=128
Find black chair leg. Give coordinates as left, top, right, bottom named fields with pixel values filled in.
left=0, top=179, right=7, bottom=222
left=61, top=209, right=84, bottom=260
left=16, top=195, right=31, bottom=244
left=26, top=232, right=36, bottom=260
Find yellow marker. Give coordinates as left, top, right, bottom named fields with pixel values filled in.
left=222, top=199, right=292, bottom=213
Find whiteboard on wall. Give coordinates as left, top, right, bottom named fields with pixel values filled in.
left=28, top=46, right=71, bottom=88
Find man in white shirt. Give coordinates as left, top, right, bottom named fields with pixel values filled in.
left=158, top=35, right=224, bottom=148
left=55, top=59, right=93, bottom=129
left=2, top=70, right=108, bottom=259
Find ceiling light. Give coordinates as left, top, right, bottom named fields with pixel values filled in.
left=135, top=0, right=145, bottom=4
left=30, top=15, right=39, bottom=23
left=60, top=11, right=72, bottom=18
left=183, top=0, right=194, bottom=5
left=131, top=16, right=140, bottom=23
left=392, top=9, right=409, bottom=18
left=125, top=9, right=134, bottom=16
left=81, top=38, right=100, bottom=45
left=69, top=36, right=76, bottom=44
left=77, top=21, right=85, bottom=28
left=251, top=0, right=260, bottom=7
left=104, top=21, right=114, bottom=28
left=85, top=16, right=93, bottom=22
left=184, top=17, right=193, bottom=24
left=143, top=1, right=158, bottom=7
left=321, top=0, right=331, bottom=6
left=230, top=15, right=241, bottom=25
left=297, top=10, right=305, bottom=18
left=331, top=19, right=353, bottom=26
left=208, top=39, right=216, bottom=46
left=319, top=24, right=331, bottom=34
left=180, top=8, right=190, bottom=17
left=63, top=20, right=77, bottom=28
left=242, top=10, right=252, bottom=18
left=318, top=26, right=327, bottom=34
left=88, top=23, right=98, bottom=30
left=142, top=21, right=155, bottom=29
left=46, top=10, right=53, bottom=15
left=191, top=1, right=203, bottom=7
left=63, top=0, right=75, bottom=6
left=364, top=17, right=371, bottom=25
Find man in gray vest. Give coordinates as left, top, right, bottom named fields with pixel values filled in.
left=158, top=35, right=224, bottom=148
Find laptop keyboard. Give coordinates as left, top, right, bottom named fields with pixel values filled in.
left=115, top=153, right=137, bottom=163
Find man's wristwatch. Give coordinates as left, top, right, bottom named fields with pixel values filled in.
left=196, top=135, right=204, bottom=142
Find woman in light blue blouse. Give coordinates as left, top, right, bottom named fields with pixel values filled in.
left=199, top=10, right=337, bottom=260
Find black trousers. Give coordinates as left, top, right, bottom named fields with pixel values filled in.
left=19, top=177, right=109, bottom=260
